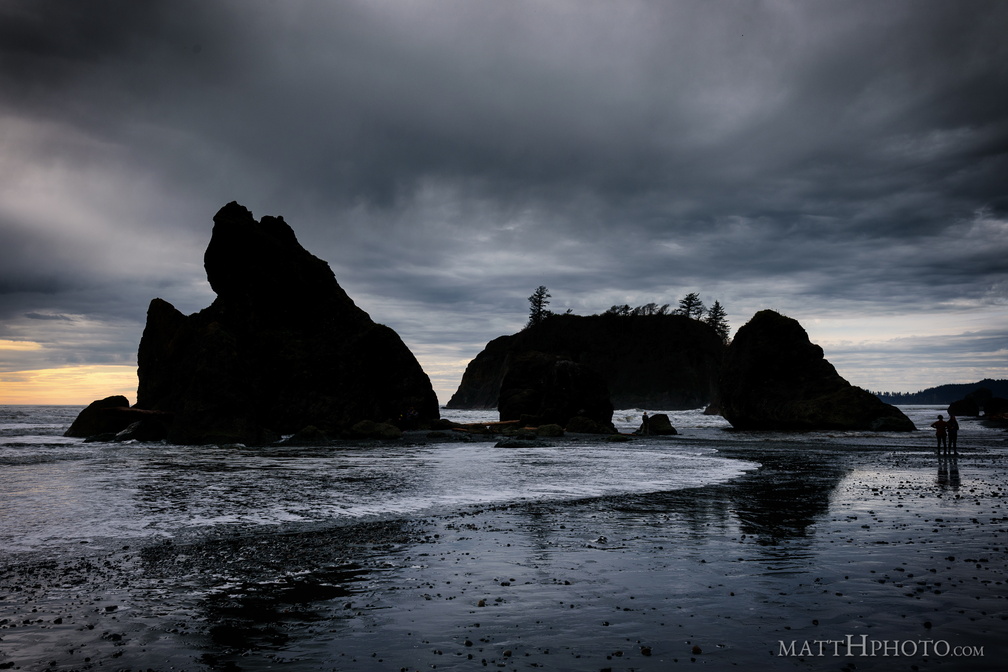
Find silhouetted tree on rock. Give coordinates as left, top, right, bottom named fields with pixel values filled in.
left=526, top=285, right=552, bottom=328
left=704, top=300, right=730, bottom=343
left=677, top=292, right=706, bottom=320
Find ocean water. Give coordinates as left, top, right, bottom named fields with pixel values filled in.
left=0, top=404, right=1000, bottom=557
left=0, top=406, right=752, bottom=555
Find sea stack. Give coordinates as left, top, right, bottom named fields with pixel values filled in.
left=132, top=201, right=439, bottom=444
left=448, top=312, right=724, bottom=410
left=497, top=351, right=615, bottom=431
left=719, top=310, right=915, bottom=431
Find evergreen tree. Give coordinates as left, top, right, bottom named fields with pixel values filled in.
left=677, top=292, right=706, bottom=320
left=704, top=300, right=730, bottom=343
left=526, top=285, right=552, bottom=328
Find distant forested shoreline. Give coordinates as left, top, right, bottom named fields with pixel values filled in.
left=874, top=379, right=1008, bottom=404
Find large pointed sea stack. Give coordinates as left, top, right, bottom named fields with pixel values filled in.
left=135, top=201, right=439, bottom=444
left=719, top=310, right=914, bottom=431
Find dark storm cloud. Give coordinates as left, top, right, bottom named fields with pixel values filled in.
left=4, top=1, right=999, bottom=211
left=1, top=0, right=1006, bottom=397
left=5, top=1, right=1007, bottom=222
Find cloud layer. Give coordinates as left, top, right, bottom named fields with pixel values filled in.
left=2, top=0, right=1006, bottom=403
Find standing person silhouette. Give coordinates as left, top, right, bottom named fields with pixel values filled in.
left=947, top=413, right=959, bottom=453
left=931, top=415, right=948, bottom=454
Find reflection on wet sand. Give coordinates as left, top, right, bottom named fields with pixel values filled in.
left=201, top=563, right=366, bottom=667
left=937, top=454, right=961, bottom=491
left=134, top=521, right=413, bottom=668
left=724, top=447, right=848, bottom=542
left=601, top=446, right=849, bottom=543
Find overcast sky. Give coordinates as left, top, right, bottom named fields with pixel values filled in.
left=1, top=0, right=1006, bottom=405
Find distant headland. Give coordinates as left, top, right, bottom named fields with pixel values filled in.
left=875, top=379, right=1008, bottom=405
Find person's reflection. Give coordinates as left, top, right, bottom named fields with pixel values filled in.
left=937, top=454, right=960, bottom=491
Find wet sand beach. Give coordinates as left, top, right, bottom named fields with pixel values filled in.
left=1, top=433, right=1005, bottom=671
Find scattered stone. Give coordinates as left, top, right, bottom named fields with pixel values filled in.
left=494, top=438, right=549, bottom=448
left=536, top=423, right=565, bottom=437
left=565, top=415, right=616, bottom=435
left=350, top=420, right=402, bottom=441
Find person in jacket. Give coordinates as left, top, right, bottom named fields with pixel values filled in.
left=947, top=413, right=959, bottom=453
left=931, top=415, right=948, bottom=454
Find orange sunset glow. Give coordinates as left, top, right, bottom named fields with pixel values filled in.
left=0, top=365, right=136, bottom=406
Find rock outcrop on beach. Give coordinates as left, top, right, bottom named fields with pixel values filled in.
left=947, top=387, right=1008, bottom=424
left=497, top=351, right=615, bottom=430
left=636, top=413, right=678, bottom=436
left=64, top=395, right=172, bottom=440
left=447, top=313, right=725, bottom=411
left=108, top=201, right=439, bottom=445
left=986, top=397, right=1008, bottom=417
left=976, top=395, right=1008, bottom=428
left=947, top=397, right=980, bottom=417
left=719, top=310, right=915, bottom=431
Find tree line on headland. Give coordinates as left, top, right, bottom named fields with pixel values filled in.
left=874, top=379, right=1008, bottom=405
left=528, top=286, right=1003, bottom=409
left=526, top=285, right=731, bottom=344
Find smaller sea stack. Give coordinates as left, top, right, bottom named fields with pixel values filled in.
left=719, top=310, right=915, bottom=431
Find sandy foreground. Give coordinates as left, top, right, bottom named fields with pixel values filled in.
left=1, top=440, right=1005, bottom=671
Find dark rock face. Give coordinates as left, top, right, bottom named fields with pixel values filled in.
left=566, top=415, right=617, bottom=435
left=637, top=413, right=678, bottom=436
left=134, top=202, right=439, bottom=444
left=948, top=388, right=1008, bottom=421
left=65, top=395, right=171, bottom=439
left=65, top=395, right=130, bottom=437
left=947, top=397, right=980, bottom=417
left=985, top=397, right=1008, bottom=418
left=280, top=425, right=331, bottom=446
left=350, top=420, right=403, bottom=441
left=448, top=313, right=725, bottom=410
left=112, top=417, right=172, bottom=442
left=497, top=351, right=614, bottom=430
left=719, top=310, right=915, bottom=432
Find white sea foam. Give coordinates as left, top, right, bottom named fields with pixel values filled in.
left=0, top=406, right=761, bottom=552
left=2, top=404, right=1002, bottom=554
